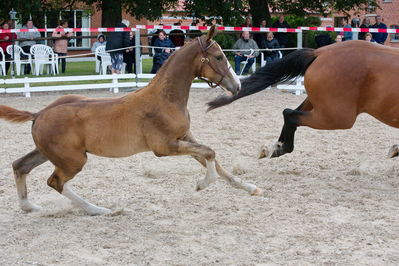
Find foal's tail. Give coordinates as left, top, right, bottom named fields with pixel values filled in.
left=0, top=105, right=35, bottom=123
left=207, top=48, right=317, bottom=111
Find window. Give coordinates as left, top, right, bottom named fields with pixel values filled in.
left=391, top=25, right=399, bottom=42
left=44, top=10, right=91, bottom=49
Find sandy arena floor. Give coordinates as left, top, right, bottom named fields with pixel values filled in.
left=0, top=88, right=398, bottom=265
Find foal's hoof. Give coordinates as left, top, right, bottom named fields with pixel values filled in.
left=250, top=187, right=264, bottom=196
left=87, top=206, right=112, bottom=216
left=20, top=201, right=42, bottom=213
left=258, top=145, right=270, bottom=159
left=388, top=144, right=399, bottom=158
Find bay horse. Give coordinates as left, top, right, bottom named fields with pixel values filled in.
left=0, top=26, right=262, bottom=215
left=208, top=40, right=399, bottom=159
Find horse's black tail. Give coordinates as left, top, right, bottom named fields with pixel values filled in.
left=207, top=48, right=317, bottom=111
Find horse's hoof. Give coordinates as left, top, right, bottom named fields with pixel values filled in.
left=388, top=144, right=399, bottom=158
left=20, top=200, right=42, bottom=213
left=251, top=187, right=264, bottom=196
left=258, top=145, right=270, bottom=159
left=88, top=206, right=112, bottom=216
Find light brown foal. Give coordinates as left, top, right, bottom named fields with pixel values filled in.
left=0, top=26, right=262, bottom=215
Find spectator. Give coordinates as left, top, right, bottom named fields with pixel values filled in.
left=272, top=15, right=290, bottom=49
left=372, top=15, right=388, bottom=45
left=149, top=23, right=163, bottom=56
left=359, top=17, right=371, bottom=40
left=0, top=22, right=17, bottom=74
left=254, top=19, right=267, bottom=48
left=365, top=33, right=376, bottom=43
left=241, top=17, right=252, bottom=27
left=105, top=19, right=131, bottom=74
left=18, top=19, right=41, bottom=74
left=341, top=17, right=353, bottom=41
left=351, top=17, right=359, bottom=40
left=187, top=20, right=202, bottom=40
left=261, top=32, right=280, bottom=63
left=169, top=21, right=185, bottom=47
left=232, top=31, right=259, bottom=75
left=151, top=30, right=175, bottom=74
left=91, top=34, right=107, bottom=60
left=123, top=31, right=140, bottom=74
left=52, top=19, right=71, bottom=74
left=335, top=35, right=343, bottom=43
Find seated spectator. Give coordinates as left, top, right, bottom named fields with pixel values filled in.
left=169, top=21, right=185, bottom=47
left=151, top=30, right=175, bottom=74
left=261, top=32, right=280, bottom=63
left=365, top=32, right=376, bottom=43
left=335, top=35, right=343, bottom=43
left=105, top=19, right=131, bottom=74
left=232, top=31, right=259, bottom=75
left=0, top=21, right=17, bottom=74
left=52, top=19, right=72, bottom=74
left=91, top=34, right=107, bottom=61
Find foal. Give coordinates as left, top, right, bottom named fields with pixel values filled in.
left=0, top=26, right=262, bottom=215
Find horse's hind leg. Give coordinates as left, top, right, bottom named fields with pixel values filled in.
left=12, top=149, right=48, bottom=212
left=47, top=162, right=112, bottom=216
left=259, top=98, right=313, bottom=159
left=183, top=132, right=262, bottom=196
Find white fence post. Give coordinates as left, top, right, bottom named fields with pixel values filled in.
left=297, top=30, right=303, bottom=49
left=135, top=29, right=142, bottom=74
left=112, top=75, right=119, bottom=93
left=24, top=77, right=31, bottom=97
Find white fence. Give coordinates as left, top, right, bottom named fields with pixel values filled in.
left=0, top=74, right=305, bottom=97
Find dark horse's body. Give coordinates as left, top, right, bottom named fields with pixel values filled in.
left=208, top=40, right=399, bottom=158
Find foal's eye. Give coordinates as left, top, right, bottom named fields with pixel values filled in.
left=215, top=56, right=223, bottom=61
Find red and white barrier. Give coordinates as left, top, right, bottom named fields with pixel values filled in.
left=0, top=24, right=397, bottom=34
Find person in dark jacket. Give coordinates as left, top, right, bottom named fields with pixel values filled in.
left=105, top=19, right=131, bottom=74
left=169, top=21, right=185, bottom=47
left=359, top=17, right=371, bottom=40
left=254, top=19, right=267, bottom=48
left=261, top=32, right=280, bottom=63
left=123, top=31, right=141, bottom=74
left=272, top=15, right=290, bottom=48
left=372, top=15, right=388, bottom=45
left=151, top=30, right=175, bottom=74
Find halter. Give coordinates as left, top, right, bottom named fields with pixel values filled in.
left=197, top=37, right=229, bottom=88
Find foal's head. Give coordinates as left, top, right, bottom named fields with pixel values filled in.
left=196, top=26, right=241, bottom=95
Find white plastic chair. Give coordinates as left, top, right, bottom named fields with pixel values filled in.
left=6, top=44, right=34, bottom=76
left=240, top=50, right=256, bottom=75
left=260, top=50, right=283, bottom=67
left=96, top=46, right=111, bottom=75
left=30, top=44, right=59, bottom=76
left=0, top=47, right=6, bottom=76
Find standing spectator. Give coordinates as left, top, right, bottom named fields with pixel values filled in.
left=241, top=17, right=252, bottom=27
left=52, top=20, right=71, bottom=74
left=18, top=19, right=41, bottom=74
left=359, top=17, right=371, bottom=40
left=187, top=20, right=202, bottom=40
left=342, top=17, right=353, bottom=41
left=105, top=19, right=130, bottom=74
left=123, top=31, right=140, bottom=74
left=169, top=21, right=185, bottom=47
left=151, top=30, right=175, bottom=74
left=0, top=22, right=17, bottom=75
left=254, top=19, right=267, bottom=48
left=261, top=32, right=280, bottom=63
left=351, top=17, right=359, bottom=40
left=372, top=15, right=388, bottom=45
left=232, top=31, right=259, bottom=75
left=91, top=34, right=107, bottom=57
left=272, top=15, right=290, bottom=49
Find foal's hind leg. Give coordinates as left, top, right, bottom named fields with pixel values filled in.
left=259, top=98, right=313, bottom=159
left=12, top=149, right=48, bottom=212
left=183, top=132, right=262, bottom=195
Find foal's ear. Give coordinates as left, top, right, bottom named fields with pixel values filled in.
left=206, top=25, right=218, bottom=42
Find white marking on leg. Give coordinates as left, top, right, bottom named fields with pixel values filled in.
left=62, top=181, right=111, bottom=215
left=14, top=173, right=42, bottom=212
left=196, top=159, right=218, bottom=191
left=19, top=199, right=42, bottom=212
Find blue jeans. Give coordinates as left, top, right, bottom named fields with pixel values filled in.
left=234, top=55, right=255, bottom=75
